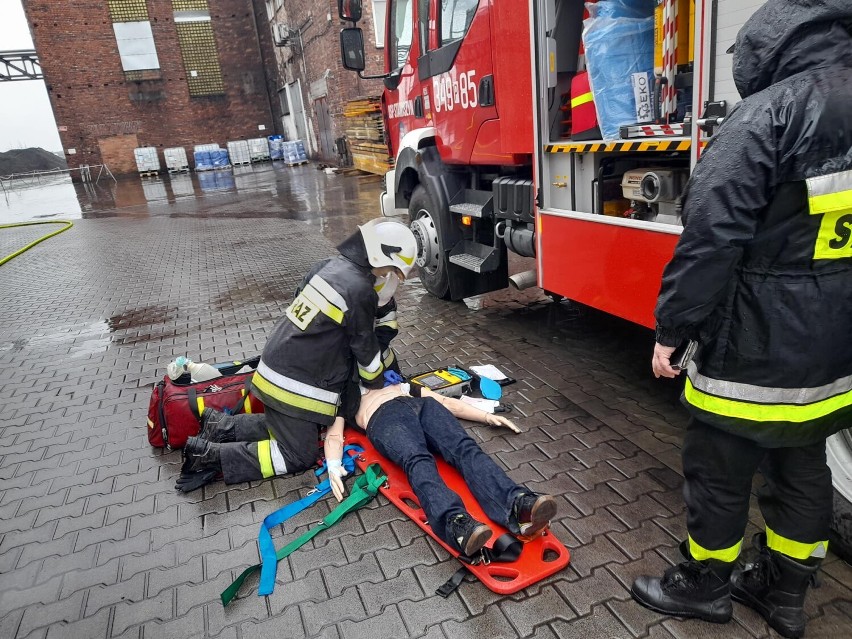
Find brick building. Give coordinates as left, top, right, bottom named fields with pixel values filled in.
left=23, top=0, right=282, bottom=175
left=263, top=0, right=385, bottom=163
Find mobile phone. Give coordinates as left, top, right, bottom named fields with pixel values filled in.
left=670, top=340, right=698, bottom=371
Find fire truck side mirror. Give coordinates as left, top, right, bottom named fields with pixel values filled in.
left=338, top=0, right=362, bottom=22
left=340, top=28, right=366, bottom=72
left=383, top=69, right=401, bottom=91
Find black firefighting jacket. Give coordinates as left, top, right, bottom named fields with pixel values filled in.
left=251, top=253, right=388, bottom=426
left=655, top=0, right=852, bottom=446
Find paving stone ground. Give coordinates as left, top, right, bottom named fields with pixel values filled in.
left=1, top=165, right=850, bottom=638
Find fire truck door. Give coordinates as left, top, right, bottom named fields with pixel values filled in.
left=384, top=0, right=429, bottom=156
left=422, top=0, right=499, bottom=165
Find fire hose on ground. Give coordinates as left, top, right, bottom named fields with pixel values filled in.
left=0, top=220, right=73, bottom=267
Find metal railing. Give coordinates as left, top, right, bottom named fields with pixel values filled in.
left=0, top=164, right=116, bottom=195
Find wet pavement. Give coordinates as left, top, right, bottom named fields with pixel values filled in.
left=0, top=162, right=850, bottom=639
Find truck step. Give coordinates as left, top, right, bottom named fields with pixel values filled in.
left=449, top=202, right=485, bottom=218
left=449, top=240, right=500, bottom=273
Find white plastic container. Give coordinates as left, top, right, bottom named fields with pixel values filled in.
left=193, top=143, right=220, bottom=153
left=164, top=147, right=189, bottom=172
left=134, top=146, right=160, bottom=173
left=166, top=357, right=222, bottom=383
left=247, top=137, right=270, bottom=162
left=227, top=140, right=251, bottom=165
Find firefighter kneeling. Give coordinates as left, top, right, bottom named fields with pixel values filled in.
left=631, top=2, right=852, bottom=638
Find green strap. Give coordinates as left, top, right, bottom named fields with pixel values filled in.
left=221, top=462, right=387, bottom=606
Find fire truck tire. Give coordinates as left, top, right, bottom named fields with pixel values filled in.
left=827, top=429, right=852, bottom=562
left=409, top=185, right=450, bottom=299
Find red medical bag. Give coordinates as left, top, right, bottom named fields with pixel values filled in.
left=146, top=356, right=264, bottom=449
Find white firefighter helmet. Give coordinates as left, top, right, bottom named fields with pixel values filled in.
left=359, top=218, right=417, bottom=278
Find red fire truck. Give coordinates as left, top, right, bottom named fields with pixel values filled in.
left=337, top=0, right=852, bottom=557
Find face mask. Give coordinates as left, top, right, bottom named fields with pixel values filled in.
left=374, top=272, right=400, bottom=306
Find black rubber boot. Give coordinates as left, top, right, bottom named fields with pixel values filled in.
left=199, top=408, right=236, bottom=443
left=730, top=534, right=820, bottom=639
left=632, top=541, right=734, bottom=623
left=175, top=436, right=223, bottom=492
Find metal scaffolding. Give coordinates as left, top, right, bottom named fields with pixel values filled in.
left=0, top=50, right=43, bottom=81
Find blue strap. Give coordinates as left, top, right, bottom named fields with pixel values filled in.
left=257, top=445, right=362, bottom=596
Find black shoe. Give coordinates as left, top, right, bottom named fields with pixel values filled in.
left=730, top=533, right=820, bottom=639
left=175, top=436, right=223, bottom=493
left=632, top=542, right=734, bottom=623
left=199, top=408, right=236, bottom=443
left=446, top=513, right=493, bottom=557
left=511, top=492, right=557, bottom=538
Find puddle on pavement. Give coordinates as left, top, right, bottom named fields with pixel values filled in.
left=0, top=320, right=112, bottom=357
left=1, top=164, right=385, bottom=242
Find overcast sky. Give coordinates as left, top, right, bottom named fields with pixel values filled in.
left=0, top=0, right=62, bottom=152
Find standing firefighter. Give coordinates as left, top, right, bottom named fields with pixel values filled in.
left=176, top=218, right=417, bottom=492
left=631, top=2, right=852, bottom=638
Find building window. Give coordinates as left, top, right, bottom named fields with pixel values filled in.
left=279, top=89, right=290, bottom=116
left=172, top=0, right=210, bottom=9
left=113, top=22, right=161, bottom=72
left=108, top=1, right=160, bottom=76
left=172, top=1, right=225, bottom=97
left=440, top=0, right=478, bottom=46
left=108, top=0, right=149, bottom=22
left=372, top=0, right=387, bottom=48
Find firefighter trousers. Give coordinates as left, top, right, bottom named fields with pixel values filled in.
left=216, top=408, right=321, bottom=484
left=683, top=418, right=832, bottom=563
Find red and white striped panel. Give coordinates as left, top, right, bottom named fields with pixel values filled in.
left=661, top=0, right=678, bottom=121
left=639, top=124, right=683, bottom=136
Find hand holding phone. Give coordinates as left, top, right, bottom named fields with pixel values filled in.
left=670, top=340, right=699, bottom=371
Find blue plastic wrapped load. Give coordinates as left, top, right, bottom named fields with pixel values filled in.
left=268, top=135, right=285, bottom=160
left=283, top=140, right=307, bottom=163
left=211, top=149, right=230, bottom=168
left=583, top=7, right=655, bottom=140
left=194, top=150, right=214, bottom=171
left=587, top=0, right=654, bottom=19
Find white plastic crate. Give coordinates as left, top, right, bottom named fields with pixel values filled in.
left=164, top=147, right=189, bottom=172
left=247, top=137, right=270, bottom=161
left=226, top=140, right=251, bottom=165
left=193, top=143, right=220, bottom=153
left=133, top=147, right=160, bottom=173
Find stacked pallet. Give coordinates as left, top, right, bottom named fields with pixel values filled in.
left=343, top=96, right=392, bottom=175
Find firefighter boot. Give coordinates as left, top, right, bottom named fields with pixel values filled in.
left=730, top=534, right=820, bottom=639
left=199, top=408, right=236, bottom=443
left=175, top=437, right=223, bottom=492
left=631, top=541, right=734, bottom=623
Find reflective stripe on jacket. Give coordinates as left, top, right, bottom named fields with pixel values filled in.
left=654, top=2, right=852, bottom=446
left=252, top=256, right=385, bottom=425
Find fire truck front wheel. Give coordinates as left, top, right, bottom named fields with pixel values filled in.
left=409, top=185, right=450, bottom=299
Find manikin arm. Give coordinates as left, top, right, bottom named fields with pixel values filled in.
left=420, top=387, right=520, bottom=433
left=323, top=416, right=347, bottom=501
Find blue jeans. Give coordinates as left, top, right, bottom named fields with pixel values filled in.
left=367, top=396, right=524, bottom=546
